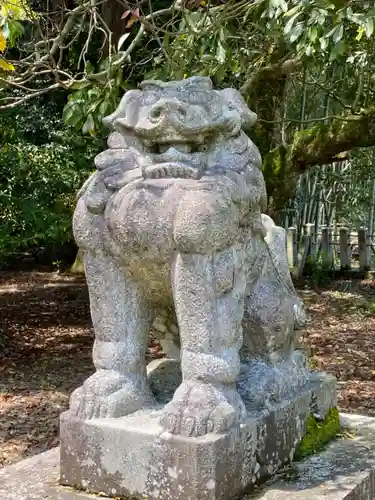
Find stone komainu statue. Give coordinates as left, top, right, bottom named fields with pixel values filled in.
left=71, top=77, right=307, bottom=437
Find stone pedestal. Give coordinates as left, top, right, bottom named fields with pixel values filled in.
left=60, top=371, right=336, bottom=500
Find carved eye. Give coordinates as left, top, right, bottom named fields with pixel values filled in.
left=150, top=107, right=162, bottom=119
left=178, top=108, right=187, bottom=118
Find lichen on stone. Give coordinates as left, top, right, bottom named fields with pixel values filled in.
left=294, top=407, right=341, bottom=461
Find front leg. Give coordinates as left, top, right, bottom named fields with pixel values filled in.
left=161, top=190, right=247, bottom=436
left=69, top=250, right=155, bottom=419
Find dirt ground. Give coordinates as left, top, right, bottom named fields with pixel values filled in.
left=1, top=271, right=375, bottom=468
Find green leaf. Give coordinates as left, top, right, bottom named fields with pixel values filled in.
left=62, top=102, right=84, bottom=128
left=332, top=24, right=343, bottom=43
left=279, top=0, right=288, bottom=13
left=329, top=39, right=346, bottom=60
left=7, top=21, right=24, bottom=46
left=82, top=114, right=95, bottom=135
left=87, top=101, right=100, bottom=114
left=98, top=100, right=113, bottom=118
left=320, top=36, right=328, bottom=50
left=115, top=70, right=122, bottom=88
left=356, top=26, right=365, bottom=41
left=87, top=88, right=101, bottom=100
left=365, top=17, right=374, bottom=38
left=289, top=23, right=303, bottom=43
left=350, top=13, right=365, bottom=25
left=316, top=9, right=327, bottom=26
left=285, top=13, right=301, bottom=35
left=215, top=41, right=226, bottom=64
left=284, top=5, right=301, bottom=18
left=309, top=26, right=318, bottom=42
left=214, top=64, right=226, bottom=83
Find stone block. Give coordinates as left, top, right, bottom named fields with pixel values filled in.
left=3, top=413, right=375, bottom=500
left=59, top=374, right=336, bottom=500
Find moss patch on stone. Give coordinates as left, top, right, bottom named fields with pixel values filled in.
left=294, top=407, right=341, bottom=461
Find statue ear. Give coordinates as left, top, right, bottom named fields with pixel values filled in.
left=219, top=88, right=257, bottom=131
left=102, top=89, right=142, bottom=130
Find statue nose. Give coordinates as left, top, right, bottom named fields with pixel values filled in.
left=149, top=99, right=188, bottom=123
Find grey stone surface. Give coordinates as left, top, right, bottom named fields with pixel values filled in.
left=0, top=448, right=96, bottom=500
left=60, top=374, right=336, bottom=500
left=63, top=76, right=330, bottom=499
left=70, top=76, right=308, bottom=434
left=2, top=413, right=375, bottom=500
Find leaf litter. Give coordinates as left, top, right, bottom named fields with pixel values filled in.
left=0, top=271, right=374, bottom=467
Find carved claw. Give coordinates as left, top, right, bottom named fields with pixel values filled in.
left=69, top=371, right=155, bottom=420
left=160, top=380, right=245, bottom=437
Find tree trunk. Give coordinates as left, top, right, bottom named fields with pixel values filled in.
left=244, top=43, right=291, bottom=159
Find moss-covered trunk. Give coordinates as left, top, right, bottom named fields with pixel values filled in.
left=240, top=47, right=300, bottom=221
left=244, top=45, right=289, bottom=160
left=260, top=108, right=375, bottom=218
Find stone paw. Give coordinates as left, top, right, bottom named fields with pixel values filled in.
left=69, top=370, right=155, bottom=420
left=160, top=380, right=246, bottom=437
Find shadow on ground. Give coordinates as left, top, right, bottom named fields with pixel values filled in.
left=1, top=272, right=375, bottom=468
left=0, top=270, right=164, bottom=467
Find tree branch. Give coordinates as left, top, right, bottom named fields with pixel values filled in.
left=40, top=2, right=91, bottom=63
left=0, top=1, right=182, bottom=107
left=288, top=107, right=375, bottom=170
left=0, top=84, right=61, bottom=109
left=261, top=107, right=375, bottom=216
left=240, top=58, right=302, bottom=96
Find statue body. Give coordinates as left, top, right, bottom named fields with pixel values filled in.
left=71, top=77, right=306, bottom=437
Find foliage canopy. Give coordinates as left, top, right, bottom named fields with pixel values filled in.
left=2, top=0, right=375, bottom=257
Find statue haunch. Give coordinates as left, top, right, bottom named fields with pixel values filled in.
left=71, top=77, right=306, bottom=437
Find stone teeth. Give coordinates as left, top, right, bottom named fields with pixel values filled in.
left=157, top=143, right=193, bottom=154
left=176, top=144, right=192, bottom=154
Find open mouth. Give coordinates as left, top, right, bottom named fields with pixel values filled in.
left=141, top=139, right=207, bottom=180
left=143, top=140, right=206, bottom=155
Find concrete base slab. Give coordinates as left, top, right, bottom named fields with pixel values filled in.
left=0, top=448, right=93, bottom=500
left=59, top=374, right=336, bottom=500
left=2, top=414, right=375, bottom=500
left=245, top=413, right=375, bottom=500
